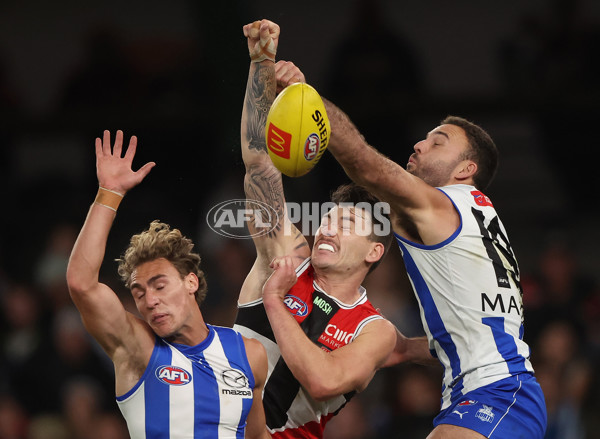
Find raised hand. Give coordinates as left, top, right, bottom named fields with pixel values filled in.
left=95, top=130, right=155, bottom=195
left=243, top=19, right=280, bottom=63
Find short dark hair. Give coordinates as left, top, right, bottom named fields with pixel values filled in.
left=330, top=183, right=393, bottom=274
left=441, top=115, right=498, bottom=190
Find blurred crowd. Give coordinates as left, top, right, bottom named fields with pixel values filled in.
left=1, top=0, right=600, bottom=438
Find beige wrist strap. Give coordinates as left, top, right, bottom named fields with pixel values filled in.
left=94, top=187, right=124, bottom=212
left=250, top=38, right=276, bottom=63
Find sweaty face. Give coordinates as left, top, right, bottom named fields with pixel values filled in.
left=311, top=205, right=378, bottom=274
left=406, top=124, right=470, bottom=187
left=130, top=258, right=197, bottom=339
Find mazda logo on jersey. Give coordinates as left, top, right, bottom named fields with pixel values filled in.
left=221, top=369, right=252, bottom=397
left=283, top=294, right=308, bottom=316
left=155, top=365, right=192, bottom=386
left=222, top=369, right=248, bottom=389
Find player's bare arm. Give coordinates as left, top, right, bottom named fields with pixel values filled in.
left=322, top=98, right=458, bottom=245
left=262, top=256, right=396, bottom=400
left=382, top=332, right=439, bottom=368
left=242, top=337, right=271, bottom=439
left=66, top=130, right=156, bottom=393
left=240, top=21, right=310, bottom=303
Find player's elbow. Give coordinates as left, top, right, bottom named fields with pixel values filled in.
left=305, top=383, right=335, bottom=402
left=243, top=149, right=274, bottom=171
left=65, top=264, right=96, bottom=300
left=244, top=158, right=280, bottom=181
left=303, top=375, right=349, bottom=402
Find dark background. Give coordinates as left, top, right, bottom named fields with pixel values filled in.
left=1, top=1, right=599, bottom=438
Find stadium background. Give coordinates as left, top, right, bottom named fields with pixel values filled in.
left=0, top=0, right=599, bottom=437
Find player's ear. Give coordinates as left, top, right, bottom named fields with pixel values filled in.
left=366, top=242, right=385, bottom=264
left=455, top=160, right=477, bottom=181
left=185, top=273, right=199, bottom=295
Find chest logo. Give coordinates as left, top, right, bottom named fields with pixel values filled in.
left=283, top=294, right=308, bottom=317
left=221, top=368, right=252, bottom=397
left=222, top=368, right=248, bottom=388
left=156, top=365, right=192, bottom=386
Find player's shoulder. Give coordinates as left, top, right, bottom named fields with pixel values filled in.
left=241, top=335, right=263, bottom=353
left=440, top=184, right=495, bottom=205
left=438, top=183, right=474, bottom=198
left=362, top=316, right=396, bottom=334
left=352, top=318, right=396, bottom=357
left=241, top=336, right=268, bottom=371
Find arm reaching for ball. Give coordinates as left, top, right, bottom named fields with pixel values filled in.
left=239, top=20, right=310, bottom=305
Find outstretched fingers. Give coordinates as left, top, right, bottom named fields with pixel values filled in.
left=123, top=134, right=137, bottom=162
left=102, top=130, right=111, bottom=155
left=95, top=136, right=103, bottom=158
left=113, top=130, right=124, bottom=157
left=97, top=129, right=125, bottom=157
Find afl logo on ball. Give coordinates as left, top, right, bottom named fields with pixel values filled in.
left=156, top=365, right=192, bottom=386
left=304, top=133, right=320, bottom=161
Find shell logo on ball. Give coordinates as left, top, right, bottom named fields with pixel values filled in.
left=265, top=82, right=330, bottom=177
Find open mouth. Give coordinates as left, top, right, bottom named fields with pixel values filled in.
left=317, top=243, right=335, bottom=253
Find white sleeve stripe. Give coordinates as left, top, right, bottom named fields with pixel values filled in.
left=237, top=297, right=263, bottom=308
left=353, top=315, right=384, bottom=339
left=295, top=257, right=311, bottom=276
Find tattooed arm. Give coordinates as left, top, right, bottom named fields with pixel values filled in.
left=239, top=20, right=310, bottom=304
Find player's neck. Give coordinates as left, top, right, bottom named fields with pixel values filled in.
left=313, top=271, right=364, bottom=305
left=164, top=311, right=210, bottom=346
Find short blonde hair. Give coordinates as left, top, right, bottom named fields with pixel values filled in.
left=117, top=220, right=207, bottom=305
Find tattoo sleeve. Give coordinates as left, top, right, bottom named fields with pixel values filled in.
left=241, top=62, right=285, bottom=239
left=244, top=165, right=284, bottom=238
left=244, top=63, right=276, bottom=153
left=241, top=62, right=307, bottom=255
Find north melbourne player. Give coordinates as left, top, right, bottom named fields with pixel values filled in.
left=322, top=99, right=548, bottom=438
left=66, top=131, right=270, bottom=439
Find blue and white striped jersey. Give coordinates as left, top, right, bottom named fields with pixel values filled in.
left=395, top=184, right=534, bottom=410
left=116, top=324, right=255, bottom=439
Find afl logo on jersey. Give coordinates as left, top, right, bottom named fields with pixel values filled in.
left=156, top=365, right=192, bottom=386
left=283, top=294, right=308, bottom=317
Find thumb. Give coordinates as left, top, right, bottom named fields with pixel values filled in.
left=135, top=162, right=156, bottom=182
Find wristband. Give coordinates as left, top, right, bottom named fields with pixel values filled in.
left=94, top=187, right=124, bottom=212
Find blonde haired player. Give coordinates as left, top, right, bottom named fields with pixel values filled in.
left=67, top=131, right=271, bottom=439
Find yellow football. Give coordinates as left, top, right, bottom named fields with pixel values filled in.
left=265, top=82, right=330, bottom=177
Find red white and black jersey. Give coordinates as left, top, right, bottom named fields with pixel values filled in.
left=234, top=258, right=384, bottom=439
